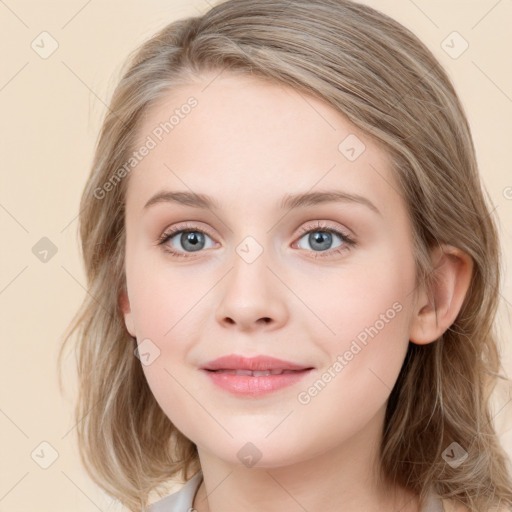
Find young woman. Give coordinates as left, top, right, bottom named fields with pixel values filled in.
left=59, top=0, right=512, bottom=510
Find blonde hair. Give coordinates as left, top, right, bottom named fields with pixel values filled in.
left=58, top=0, right=512, bottom=510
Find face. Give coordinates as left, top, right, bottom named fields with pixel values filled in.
left=120, top=71, right=421, bottom=468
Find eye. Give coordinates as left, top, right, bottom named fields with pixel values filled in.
left=157, top=221, right=356, bottom=259
left=294, top=221, right=356, bottom=258
left=157, top=223, right=216, bottom=257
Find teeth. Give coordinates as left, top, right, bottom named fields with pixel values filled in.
left=235, top=369, right=253, bottom=376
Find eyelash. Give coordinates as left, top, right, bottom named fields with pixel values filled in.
left=156, top=221, right=356, bottom=260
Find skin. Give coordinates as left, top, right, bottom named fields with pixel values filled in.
left=119, top=70, right=473, bottom=512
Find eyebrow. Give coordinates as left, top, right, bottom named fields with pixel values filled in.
left=143, top=189, right=381, bottom=215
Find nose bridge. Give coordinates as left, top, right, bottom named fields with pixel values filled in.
left=232, top=236, right=270, bottom=291
left=214, top=233, right=288, bottom=331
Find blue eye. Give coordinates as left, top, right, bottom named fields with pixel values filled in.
left=157, top=221, right=356, bottom=259
left=159, top=228, right=216, bottom=256
left=294, top=225, right=355, bottom=258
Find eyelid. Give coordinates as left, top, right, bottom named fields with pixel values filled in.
left=292, top=221, right=356, bottom=257
left=157, top=220, right=356, bottom=258
left=157, top=221, right=217, bottom=244
left=295, top=220, right=353, bottom=239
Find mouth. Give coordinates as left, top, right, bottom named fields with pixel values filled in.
left=200, top=354, right=312, bottom=372
left=200, top=355, right=314, bottom=396
left=205, top=369, right=306, bottom=376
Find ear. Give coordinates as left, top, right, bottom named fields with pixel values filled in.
left=119, top=289, right=136, bottom=338
left=409, top=244, right=473, bottom=345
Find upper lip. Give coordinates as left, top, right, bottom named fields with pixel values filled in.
left=201, top=355, right=313, bottom=372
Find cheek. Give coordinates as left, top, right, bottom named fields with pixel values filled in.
left=298, top=248, right=415, bottom=385
left=300, top=254, right=414, bottom=341
left=127, top=254, right=203, bottom=341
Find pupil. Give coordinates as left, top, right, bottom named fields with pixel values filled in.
left=310, top=231, right=331, bottom=251
left=182, top=231, right=204, bottom=252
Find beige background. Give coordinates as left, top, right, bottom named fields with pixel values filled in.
left=1, top=0, right=511, bottom=510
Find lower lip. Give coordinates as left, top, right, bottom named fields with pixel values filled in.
left=202, top=369, right=313, bottom=396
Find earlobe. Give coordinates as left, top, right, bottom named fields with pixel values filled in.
left=119, top=290, right=136, bottom=338
left=409, top=244, right=473, bottom=345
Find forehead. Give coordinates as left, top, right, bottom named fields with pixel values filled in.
left=127, top=71, right=403, bottom=217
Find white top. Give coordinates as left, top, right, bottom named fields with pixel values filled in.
left=148, top=471, right=445, bottom=512
left=148, top=471, right=203, bottom=512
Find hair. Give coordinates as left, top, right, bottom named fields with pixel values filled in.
left=58, top=0, right=512, bottom=510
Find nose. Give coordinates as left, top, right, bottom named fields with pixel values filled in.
left=214, top=248, right=289, bottom=333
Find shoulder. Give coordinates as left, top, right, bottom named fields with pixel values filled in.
left=147, top=472, right=203, bottom=512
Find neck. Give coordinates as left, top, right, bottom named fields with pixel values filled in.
left=192, top=406, right=419, bottom=512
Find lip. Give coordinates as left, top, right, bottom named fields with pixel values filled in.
left=200, top=354, right=314, bottom=397
left=201, top=354, right=312, bottom=371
